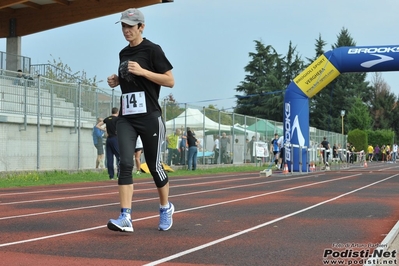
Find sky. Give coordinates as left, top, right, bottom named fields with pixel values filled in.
left=1, top=0, right=399, bottom=111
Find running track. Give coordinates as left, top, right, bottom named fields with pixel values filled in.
left=1, top=162, right=398, bottom=266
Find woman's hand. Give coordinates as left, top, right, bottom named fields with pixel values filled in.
left=107, top=74, right=119, bottom=88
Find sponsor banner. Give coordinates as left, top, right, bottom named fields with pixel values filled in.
left=327, top=45, right=399, bottom=73
left=294, top=55, right=340, bottom=98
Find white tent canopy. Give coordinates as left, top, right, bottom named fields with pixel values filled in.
left=165, top=108, right=231, bottom=132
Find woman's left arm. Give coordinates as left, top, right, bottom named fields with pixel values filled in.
left=128, top=61, right=174, bottom=88
left=143, top=69, right=174, bottom=88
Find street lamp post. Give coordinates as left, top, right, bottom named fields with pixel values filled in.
left=340, top=110, right=346, bottom=165
left=341, top=110, right=345, bottom=150
left=341, top=110, right=345, bottom=135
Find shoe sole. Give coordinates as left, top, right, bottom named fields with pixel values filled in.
left=158, top=203, right=175, bottom=231
left=107, top=221, right=134, bottom=233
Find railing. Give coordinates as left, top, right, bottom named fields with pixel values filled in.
left=0, top=51, right=31, bottom=74
left=0, top=69, right=121, bottom=122
left=30, top=64, right=80, bottom=82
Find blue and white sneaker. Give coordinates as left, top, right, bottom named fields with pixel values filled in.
left=158, top=202, right=175, bottom=231
left=107, top=213, right=134, bottom=233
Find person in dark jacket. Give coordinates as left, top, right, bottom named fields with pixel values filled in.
left=187, top=130, right=198, bottom=170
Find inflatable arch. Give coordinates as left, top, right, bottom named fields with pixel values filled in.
left=283, top=45, right=399, bottom=172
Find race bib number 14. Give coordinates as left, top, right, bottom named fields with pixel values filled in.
left=122, top=91, right=147, bottom=115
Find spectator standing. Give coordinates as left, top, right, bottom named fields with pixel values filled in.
left=97, top=107, right=120, bottom=180
left=346, top=143, right=351, bottom=163
left=337, top=143, right=344, bottom=162
left=106, top=8, right=175, bottom=233
left=134, top=136, right=143, bottom=174
left=186, top=130, right=198, bottom=170
left=166, top=129, right=181, bottom=166
left=220, top=132, right=230, bottom=164
left=346, top=142, right=356, bottom=164
left=213, top=134, right=220, bottom=164
left=93, top=117, right=105, bottom=168
left=386, top=144, right=391, bottom=162
left=381, top=145, right=386, bottom=162
left=247, top=136, right=256, bottom=163
left=321, top=137, right=330, bottom=166
left=179, top=130, right=187, bottom=165
left=332, top=143, right=338, bottom=159
left=367, top=144, right=374, bottom=162
left=196, top=138, right=203, bottom=151
left=392, top=143, right=398, bottom=163
left=350, top=144, right=356, bottom=163
left=374, top=144, right=380, bottom=162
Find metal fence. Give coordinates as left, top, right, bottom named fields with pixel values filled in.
left=162, top=102, right=347, bottom=169
left=0, top=67, right=347, bottom=171
left=0, top=69, right=120, bottom=122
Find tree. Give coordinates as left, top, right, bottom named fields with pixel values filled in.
left=369, top=73, right=399, bottom=137
left=309, top=28, right=372, bottom=133
left=43, top=55, right=101, bottom=87
left=307, top=34, right=327, bottom=117
left=306, top=34, right=326, bottom=64
left=347, top=97, right=372, bottom=131
left=204, top=105, right=233, bottom=126
left=234, top=40, right=303, bottom=122
left=162, top=93, right=184, bottom=121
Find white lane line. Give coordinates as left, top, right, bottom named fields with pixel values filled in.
left=144, top=173, right=399, bottom=266
left=0, top=175, right=261, bottom=205
left=0, top=173, right=359, bottom=247
left=0, top=174, right=323, bottom=220
left=0, top=172, right=322, bottom=206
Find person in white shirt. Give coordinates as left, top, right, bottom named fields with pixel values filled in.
left=134, top=136, right=143, bottom=174
left=392, top=143, right=398, bottom=163
left=277, top=136, right=284, bottom=169
left=213, top=134, right=220, bottom=164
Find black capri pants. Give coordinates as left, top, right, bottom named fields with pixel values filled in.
left=116, top=112, right=168, bottom=188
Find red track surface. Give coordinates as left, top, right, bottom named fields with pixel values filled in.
left=1, top=162, right=399, bottom=266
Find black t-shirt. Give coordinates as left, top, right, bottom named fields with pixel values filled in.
left=187, top=135, right=197, bottom=147
left=103, top=115, right=118, bottom=138
left=118, top=38, right=173, bottom=117
left=321, top=140, right=329, bottom=150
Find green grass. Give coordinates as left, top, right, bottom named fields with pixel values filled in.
left=0, top=165, right=266, bottom=188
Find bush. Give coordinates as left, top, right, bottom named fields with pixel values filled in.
left=367, top=129, right=395, bottom=148
left=348, top=129, right=367, bottom=152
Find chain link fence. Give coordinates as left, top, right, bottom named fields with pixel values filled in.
left=162, top=102, right=347, bottom=170
left=0, top=67, right=346, bottom=171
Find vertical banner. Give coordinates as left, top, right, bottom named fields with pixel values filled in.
left=283, top=84, right=308, bottom=172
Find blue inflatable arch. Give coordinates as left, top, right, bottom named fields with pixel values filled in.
left=283, top=45, right=399, bottom=172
